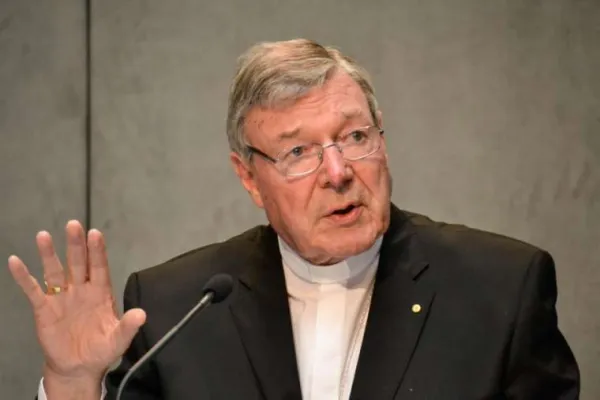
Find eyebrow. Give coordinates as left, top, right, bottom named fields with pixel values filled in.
left=341, top=108, right=365, bottom=120
left=275, top=128, right=301, bottom=142
left=274, top=109, right=367, bottom=142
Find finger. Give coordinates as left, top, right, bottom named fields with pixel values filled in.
left=8, top=255, right=47, bottom=311
left=66, top=220, right=88, bottom=285
left=113, top=308, right=147, bottom=356
left=87, top=229, right=112, bottom=288
left=36, top=231, right=66, bottom=288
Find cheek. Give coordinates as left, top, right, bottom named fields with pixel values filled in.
left=356, top=159, right=390, bottom=199
left=258, top=175, right=315, bottom=219
left=283, top=182, right=315, bottom=217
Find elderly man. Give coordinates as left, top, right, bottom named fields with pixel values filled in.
left=10, top=39, right=578, bottom=399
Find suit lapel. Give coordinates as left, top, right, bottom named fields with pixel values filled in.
left=229, top=227, right=303, bottom=400
left=351, top=206, right=436, bottom=399
left=227, top=205, right=436, bottom=400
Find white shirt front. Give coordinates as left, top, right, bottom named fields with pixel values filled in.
left=280, top=236, right=381, bottom=400
left=38, top=235, right=382, bottom=400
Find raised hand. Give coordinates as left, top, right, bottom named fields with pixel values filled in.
left=8, top=220, right=146, bottom=398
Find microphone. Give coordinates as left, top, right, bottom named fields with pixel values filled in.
left=115, top=273, right=234, bottom=400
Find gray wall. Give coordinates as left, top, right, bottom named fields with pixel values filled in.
left=0, top=0, right=87, bottom=394
left=1, top=0, right=598, bottom=398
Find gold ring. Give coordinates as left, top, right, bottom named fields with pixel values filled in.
left=44, top=281, right=65, bottom=295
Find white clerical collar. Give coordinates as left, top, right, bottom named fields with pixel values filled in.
left=277, top=235, right=383, bottom=284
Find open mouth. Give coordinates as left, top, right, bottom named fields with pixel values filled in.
left=325, top=203, right=363, bottom=225
left=331, top=204, right=358, bottom=215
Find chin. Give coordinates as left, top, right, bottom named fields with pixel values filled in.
left=287, top=207, right=388, bottom=264
left=312, top=224, right=380, bottom=262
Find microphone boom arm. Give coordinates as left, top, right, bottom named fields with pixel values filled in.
left=115, top=291, right=214, bottom=400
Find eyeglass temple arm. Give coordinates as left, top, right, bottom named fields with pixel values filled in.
left=246, top=145, right=278, bottom=163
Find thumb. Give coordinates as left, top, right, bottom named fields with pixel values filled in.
left=113, top=308, right=147, bottom=356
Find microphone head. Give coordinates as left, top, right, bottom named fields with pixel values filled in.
left=202, top=273, right=234, bottom=303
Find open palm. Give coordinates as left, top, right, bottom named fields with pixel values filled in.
left=8, top=220, right=145, bottom=382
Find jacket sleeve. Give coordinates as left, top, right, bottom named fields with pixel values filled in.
left=104, top=273, right=163, bottom=400
left=503, top=250, right=580, bottom=399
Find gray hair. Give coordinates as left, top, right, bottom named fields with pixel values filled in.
left=226, top=38, right=379, bottom=159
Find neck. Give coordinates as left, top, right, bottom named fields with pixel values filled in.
left=278, top=236, right=383, bottom=284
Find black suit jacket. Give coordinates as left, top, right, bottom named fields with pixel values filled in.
left=104, top=205, right=579, bottom=399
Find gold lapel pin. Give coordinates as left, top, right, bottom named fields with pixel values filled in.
left=412, top=304, right=422, bottom=313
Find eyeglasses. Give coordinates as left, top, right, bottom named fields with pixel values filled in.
left=245, top=125, right=384, bottom=177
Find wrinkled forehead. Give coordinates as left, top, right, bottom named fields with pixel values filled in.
left=244, top=72, right=373, bottom=144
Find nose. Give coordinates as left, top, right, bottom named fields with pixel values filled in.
left=318, top=144, right=353, bottom=191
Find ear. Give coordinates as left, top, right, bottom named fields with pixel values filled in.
left=375, top=110, right=388, bottom=160
left=230, top=151, right=265, bottom=209
left=376, top=110, right=383, bottom=130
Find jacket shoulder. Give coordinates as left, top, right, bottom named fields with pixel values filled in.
left=127, top=225, right=267, bottom=310
left=397, top=210, right=553, bottom=299
left=404, top=210, right=546, bottom=267
left=398, top=210, right=555, bottom=321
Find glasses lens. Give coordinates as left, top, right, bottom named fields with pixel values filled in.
left=279, top=143, right=322, bottom=176
left=277, top=127, right=382, bottom=176
left=339, top=126, right=381, bottom=160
